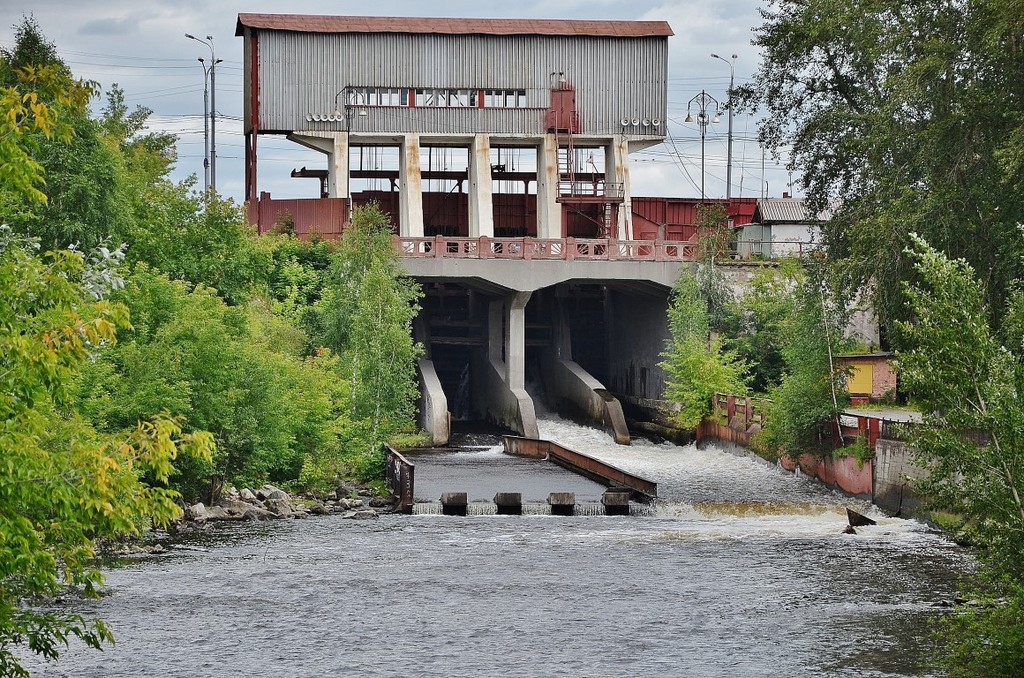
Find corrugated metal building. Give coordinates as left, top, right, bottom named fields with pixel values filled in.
left=236, top=14, right=673, bottom=239
left=737, top=198, right=823, bottom=258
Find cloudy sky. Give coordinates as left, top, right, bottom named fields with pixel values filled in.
left=2, top=0, right=796, bottom=205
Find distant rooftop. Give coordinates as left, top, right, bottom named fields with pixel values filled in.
left=752, top=198, right=820, bottom=224
left=235, top=14, right=674, bottom=39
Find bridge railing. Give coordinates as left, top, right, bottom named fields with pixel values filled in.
left=394, top=235, right=697, bottom=262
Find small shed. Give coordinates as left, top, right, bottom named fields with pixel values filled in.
left=737, top=197, right=821, bottom=258
left=835, top=352, right=896, bottom=404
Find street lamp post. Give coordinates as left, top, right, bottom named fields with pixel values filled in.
left=710, top=53, right=737, bottom=200
left=186, top=33, right=222, bottom=193
left=684, top=90, right=721, bottom=202
left=196, top=58, right=210, bottom=194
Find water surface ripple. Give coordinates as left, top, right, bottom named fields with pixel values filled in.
left=28, top=417, right=969, bottom=677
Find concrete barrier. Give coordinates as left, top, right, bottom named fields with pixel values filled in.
left=545, top=358, right=630, bottom=445
left=441, top=492, right=468, bottom=516
left=602, top=489, right=631, bottom=515
left=494, top=492, right=522, bottom=515
left=473, top=352, right=539, bottom=439
left=417, top=358, right=449, bottom=446
left=548, top=492, right=576, bottom=516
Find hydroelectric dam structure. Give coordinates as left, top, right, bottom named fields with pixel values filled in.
left=235, top=14, right=762, bottom=445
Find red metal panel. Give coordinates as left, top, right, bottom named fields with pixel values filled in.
left=253, top=196, right=347, bottom=240
left=236, top=14, right=674, bottom=38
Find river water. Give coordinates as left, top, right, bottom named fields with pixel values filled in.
left=27, top=416, right=969, bottom=677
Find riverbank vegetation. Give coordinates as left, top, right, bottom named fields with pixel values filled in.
left=1, top=18, right=422, bottom=673
left=733, top=0, right=1024, bottom=673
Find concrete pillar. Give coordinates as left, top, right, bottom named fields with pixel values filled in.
left=441, top=492, right=468, bottom=516
left=607, top=134, right=632, bottom=240
left=493, top=492, right=522, bottom=515
left=399, top=134, right=424, bottom=237
left=468, top=134, right=494, bottom=238
left=536, top=135, right=562, bottom=239
left=506, top=291, right=532, bottom=390
left=287, top=132, right=349, bottom=199
left=481, top=293, right=538, bottom=439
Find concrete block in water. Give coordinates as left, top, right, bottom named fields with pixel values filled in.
left=601, top=489, right=631, bottom=516
left=494, top=492, right=523, bottom=515
left=441, top=492, right=468, bottom=516
left=548, top=492, right=576, bottom=516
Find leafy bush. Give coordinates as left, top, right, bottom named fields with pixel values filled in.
left=660, top=270, right=748, bottom=428
left=757, top=264, right=853, bottom=456
left=77, top=266, right=337, bottom=498
left=0, top=233, right=213, bottom=675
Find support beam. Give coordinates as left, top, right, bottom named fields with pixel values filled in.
left=287, top=132, right=349, bottom=200
left=542, top=298, right=630, bottom=444
left=536, top=135, right=562, bottom=239
left=506, top=291, right=531, bottom=390
left=399, top=134, right=424, bottom=237
left=607, top=134, right=632, bottom=240
left=478, top=293, right=538, bottom=438
left=468, top=134, right=494, bottom=238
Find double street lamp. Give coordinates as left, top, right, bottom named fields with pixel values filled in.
left=186, top=33, right=222, bottom=193
left=684, top=90, right=721, bottom=202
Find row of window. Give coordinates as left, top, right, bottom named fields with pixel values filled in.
left=346, top=87, right=530, bottom=109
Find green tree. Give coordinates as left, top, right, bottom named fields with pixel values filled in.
left=721, top=261, right=801, bottom=394
left=313, top=205, right=422, bottom=469
left=0, top=232, right=213, bottom=676
left=756, top=265, right=854, bottom=455
left=77, top=266, right=337, bottom=498
left=123, top=185, right=274, bottom=306
left=739, top=0, right=1024, bottom=336
left=0, top=17, right=95, bottom=207
left=895, top=235, right=1024, bottom=676
left=660, top=271, right=748, bottom=429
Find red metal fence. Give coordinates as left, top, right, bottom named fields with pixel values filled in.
left=248, top=193, right=347, bottom=240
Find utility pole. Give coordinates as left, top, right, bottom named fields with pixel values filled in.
left=710, top=53, right=737, bottom=200
left=186, top=33, right=222, bottom=193
left=197, top=58, right=210, bottom=193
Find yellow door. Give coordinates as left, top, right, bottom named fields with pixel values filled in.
left=847, top=362, right=873, bottom=395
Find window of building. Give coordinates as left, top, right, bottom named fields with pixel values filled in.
left=352, top=87, right=528, bottom=108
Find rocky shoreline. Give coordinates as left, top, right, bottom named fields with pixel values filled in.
left=176, top=482, right=394, bottom=530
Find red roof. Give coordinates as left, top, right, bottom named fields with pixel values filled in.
left=236, top=14, right=674, bottom=38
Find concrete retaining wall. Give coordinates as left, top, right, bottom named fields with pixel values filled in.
left=544, top=357, right=630, bottom=444
left=778, top=454, right=873, bottom=499
left=873, top=439, right=927, bottom=516
left=473, top=352, right=539, bottom=439
left=417, top=359, right=449, bottom=446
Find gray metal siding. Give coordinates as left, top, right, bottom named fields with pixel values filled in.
left=253, top=31, right=667, bottom=138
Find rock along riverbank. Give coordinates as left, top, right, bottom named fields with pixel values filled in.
left=176, top=482, right=393, bottom=530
